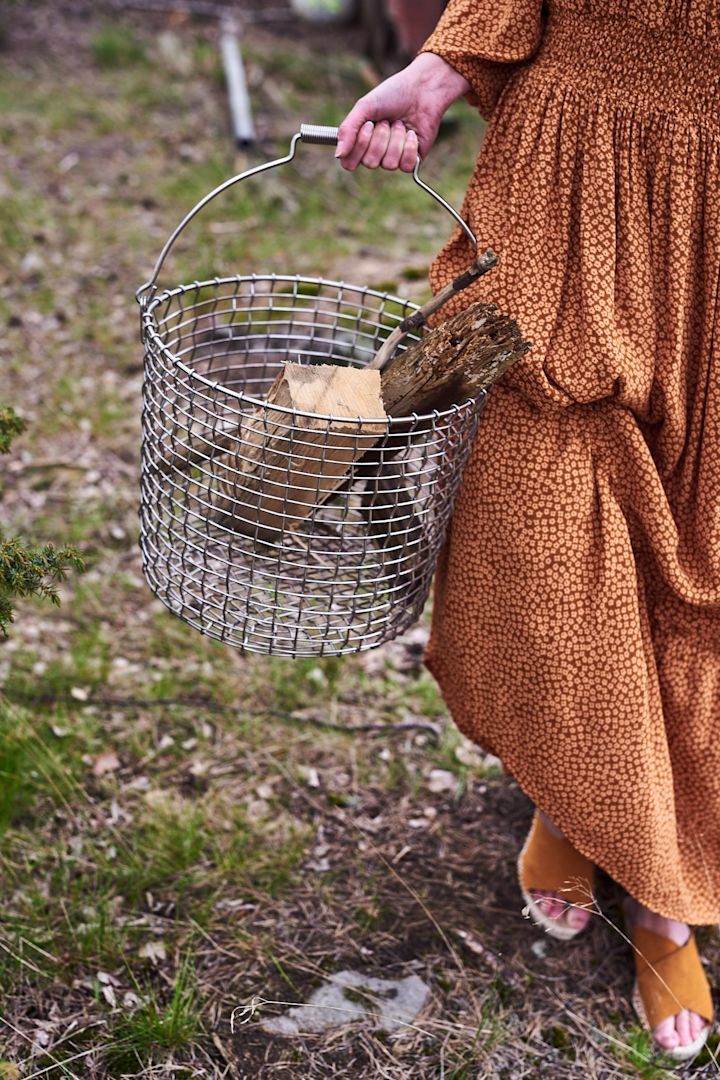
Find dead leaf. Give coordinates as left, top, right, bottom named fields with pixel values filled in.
left=298, top=765, right=320, bottom=788
left=92, top=750, right=121, bottom=777
left=304, top=857, right=331, bottom=872
left=245, top=798, right=270, bottom=820
left=454, top=741, right=485, bottom=768
left=139, top=940, right=167, bottom=964
left=97, top=970, right=121, bottom=986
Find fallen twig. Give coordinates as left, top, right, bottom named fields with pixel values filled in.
left=0, top=684, right=442, bottom=741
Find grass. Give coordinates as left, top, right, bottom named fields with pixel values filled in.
left=0, top=701, right=96, bottom=831
left=91, top=26, right=146, bottom=69
left=1, top=6, right=718, bottom=1079
left=106, top=954, right=204, bottom=1072
left=255, top=655, right=346, bottom=713
left=3, top=620, right=111, bottom=701
left=612, top=1026, right=687, bottom=1078
left=102, top=796, right=309, bottom=908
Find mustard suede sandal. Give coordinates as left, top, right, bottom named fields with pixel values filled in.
left=623, top=905, right=714, bottom=1063
left=517, top=809, right=597, bottom=941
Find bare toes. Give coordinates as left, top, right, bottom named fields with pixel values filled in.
left=565, top=906, right=591, bottom=930
left=689, top=1011, right=708, bottom=1040
left=653, top=1016, right=680, bottom=1050
left=675, top=1009, right=692, bottom=1047
left=531, top=890, right=565, bottom=919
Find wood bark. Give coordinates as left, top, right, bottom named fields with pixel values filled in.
left=380, top=300, right=529, bottom=416
left=370, top=250, right=498, bottom=373
left=313, top=300, right=530, bottom=529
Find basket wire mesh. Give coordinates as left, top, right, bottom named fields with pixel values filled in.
left=137, top=128, right=487, bottom=657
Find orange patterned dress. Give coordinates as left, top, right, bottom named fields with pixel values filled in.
left=418, top=0, right=720, bottom=924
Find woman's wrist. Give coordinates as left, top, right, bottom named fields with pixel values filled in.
left=409, top=51, right=472, bottom=109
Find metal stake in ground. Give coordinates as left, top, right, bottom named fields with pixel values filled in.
left=113, top=1, right=292, bottom=148
left=220, top=15, right=255, bottom=148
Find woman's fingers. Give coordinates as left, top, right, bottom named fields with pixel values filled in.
left=399, top=128, right=419, bottom=172
left=379, top=120, right=407, bottom=170
left=380, top=124, right=419, bottom=173
left=339, top=120, right=419, bottom=173
left=337, top=119, right=375, bottom=171
left=361, top=120, right=393, bottom=168
left=336, top=97, right=375, bottom=159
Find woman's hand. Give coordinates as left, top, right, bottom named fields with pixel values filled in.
left=336, top=52, right=470, bottom=172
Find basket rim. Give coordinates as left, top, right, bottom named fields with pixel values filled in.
left=139, top=272, right=484, bottom=425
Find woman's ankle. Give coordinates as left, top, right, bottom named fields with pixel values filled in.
left=624, top=895, right=691, bottom=947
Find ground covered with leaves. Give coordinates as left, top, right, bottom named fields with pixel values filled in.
left=1, top=3, right=718, bottom=1077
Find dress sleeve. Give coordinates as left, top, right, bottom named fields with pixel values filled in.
left=417, top=0, right=545, bottom=119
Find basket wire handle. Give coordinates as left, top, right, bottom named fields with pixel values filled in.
left=135, top=124, right=480, bottom=306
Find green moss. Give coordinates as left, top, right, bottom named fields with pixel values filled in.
left=544, top=1023, right=573, bottom=1056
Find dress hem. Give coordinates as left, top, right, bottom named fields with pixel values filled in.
left=422, top=648, right=720, bottom=927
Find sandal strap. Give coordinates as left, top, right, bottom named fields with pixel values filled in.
left=631, top=925, right=714, bottom=1029
left=518, top=811, right=596, bottom=909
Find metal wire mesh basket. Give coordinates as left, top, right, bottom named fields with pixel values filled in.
left=136, top=125, right=488, bottom=657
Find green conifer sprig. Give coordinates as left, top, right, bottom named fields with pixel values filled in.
left=0, top=405, right=84, bottom=635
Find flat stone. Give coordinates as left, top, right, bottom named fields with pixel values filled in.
left=260, top=969, right=430, bottom=1036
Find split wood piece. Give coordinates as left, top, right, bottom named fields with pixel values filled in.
left=316, top=299, right=530, bottom=487
left=205, top=362, right=387, bottom=541
left=155, top=253, right=499, bottom=476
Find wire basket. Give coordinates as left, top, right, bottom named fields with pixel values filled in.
left=136, top=125, right=488, bottom=657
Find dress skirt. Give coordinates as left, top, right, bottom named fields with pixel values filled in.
left=418, top=0, right=720, bottom=924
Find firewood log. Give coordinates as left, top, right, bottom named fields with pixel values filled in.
left=380, top=301, right=529, bottom=416
left=194, top=301, right=529, bottom=543
left=205, top=362, right=386, bottom=541
left=314, top=301, right=530, bottom=534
